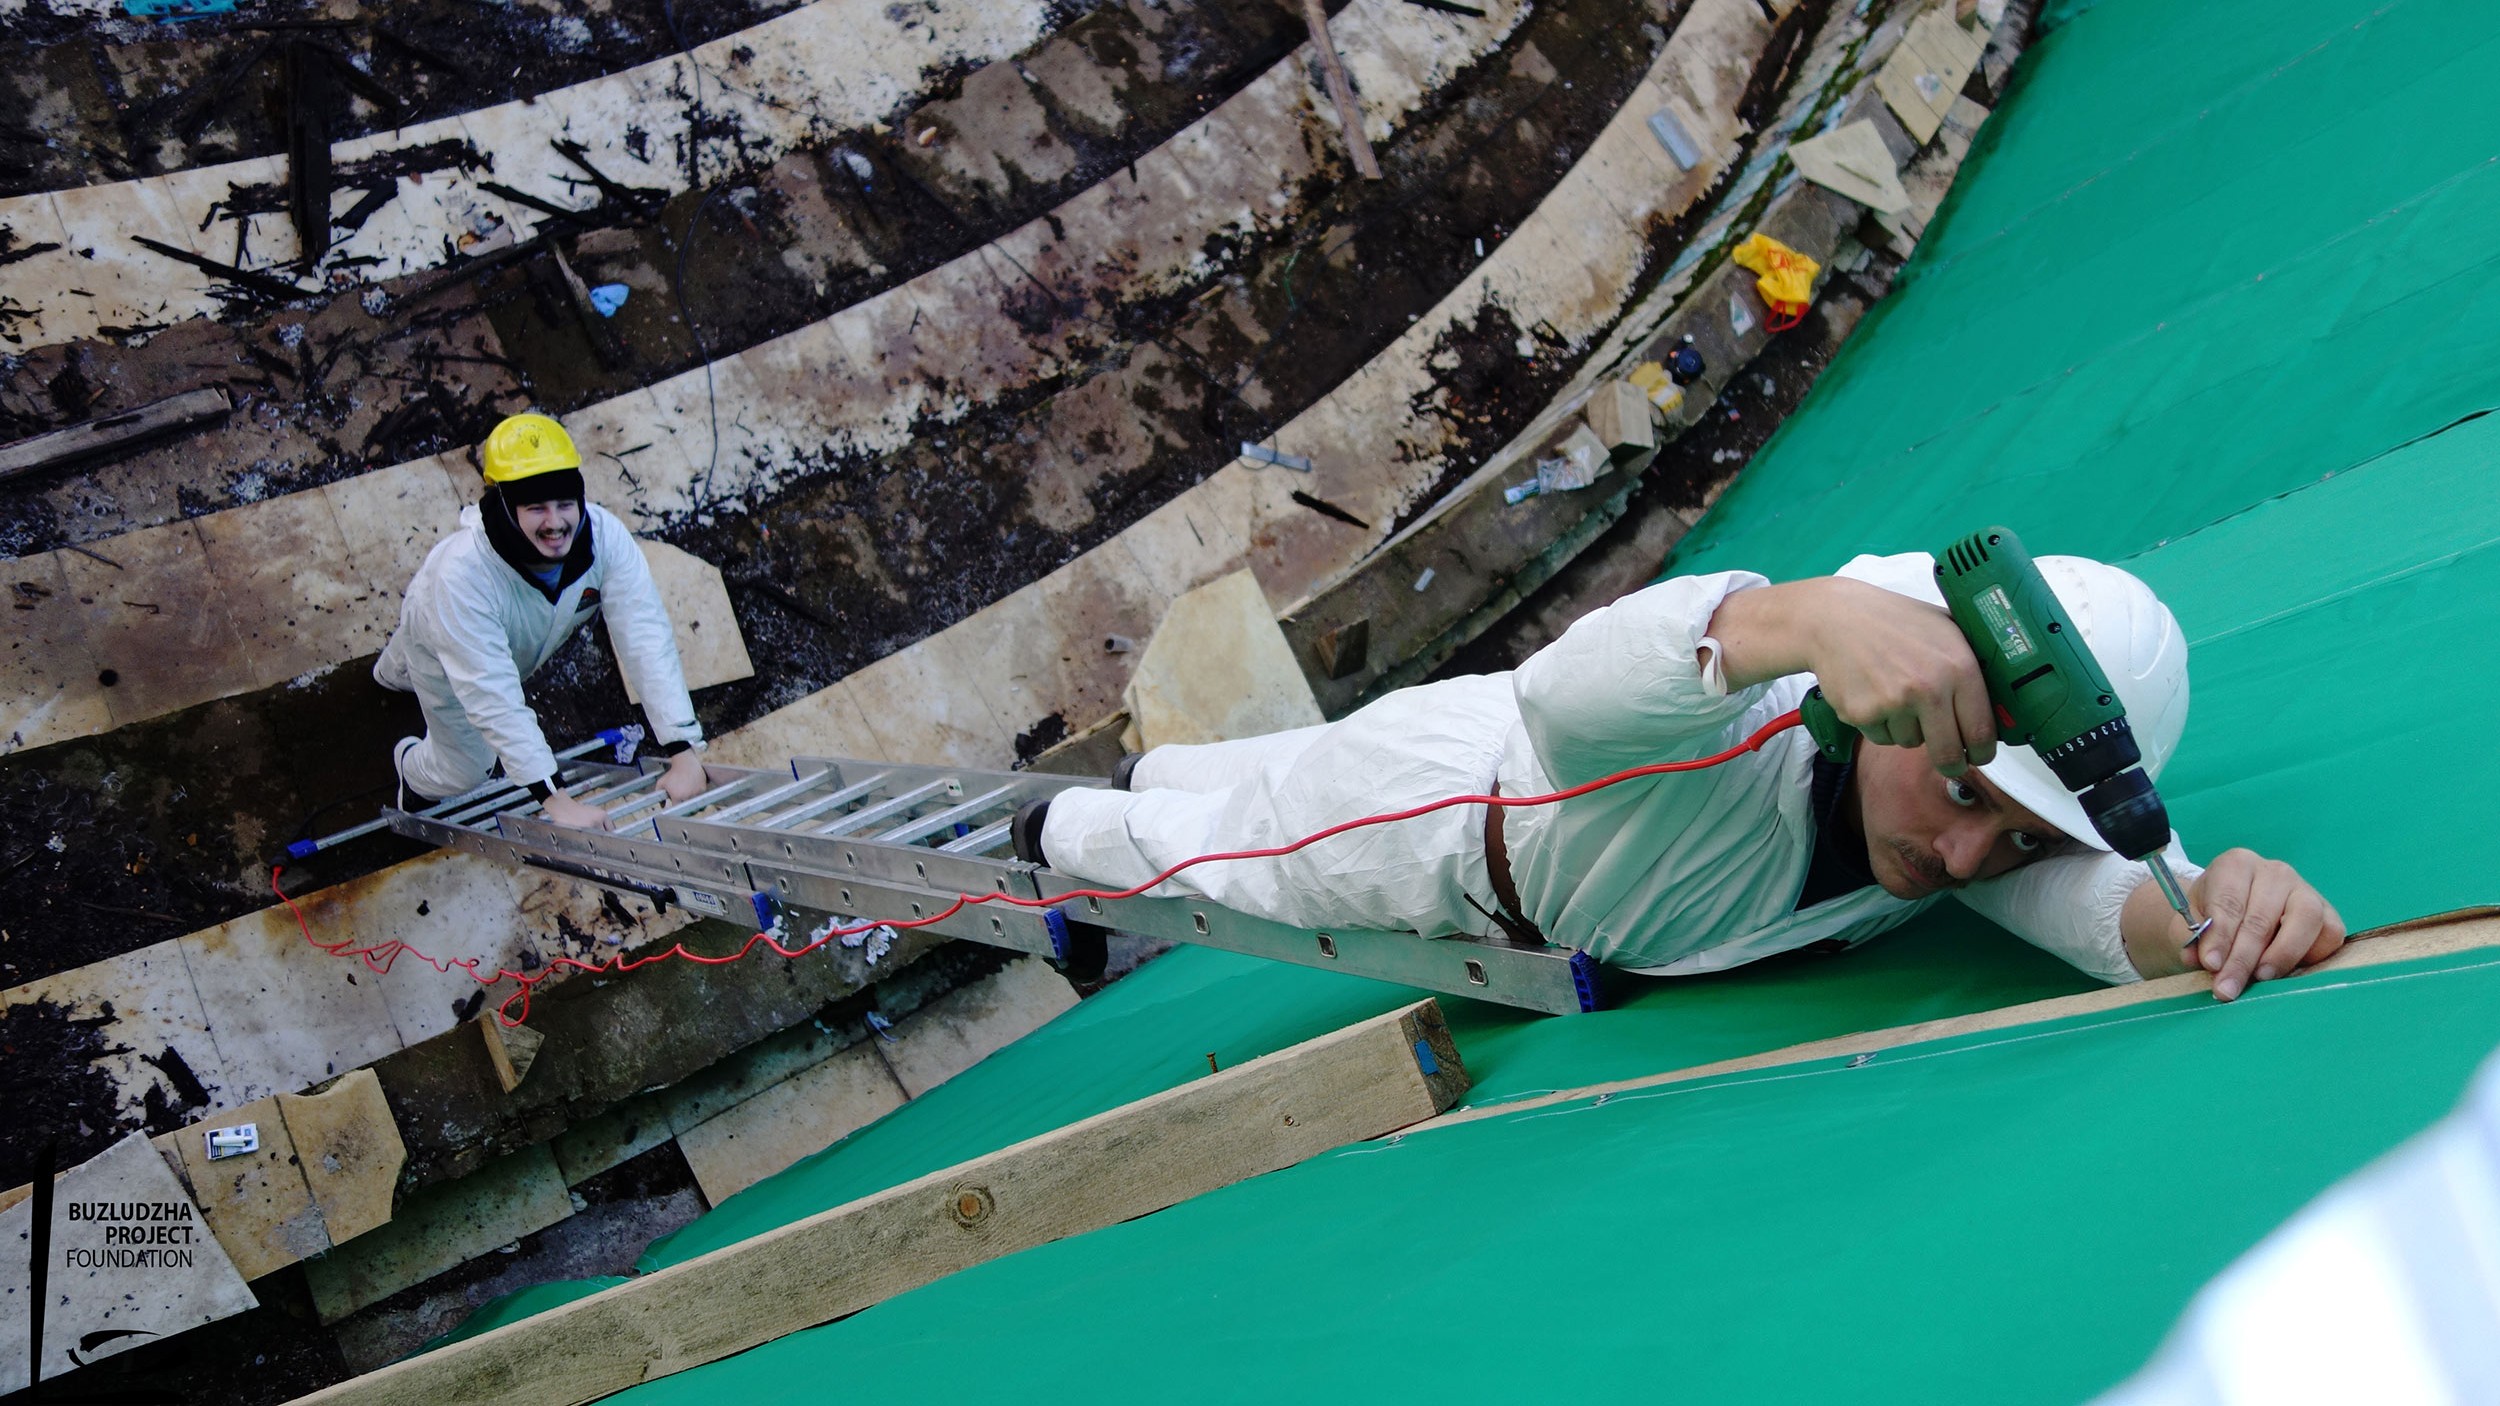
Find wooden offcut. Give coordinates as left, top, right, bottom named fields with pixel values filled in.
left=1582, top=379, right=1659, bottom=460
left=163, top=1096, right=327, bottom=1282
left=289, top=1000, right=1467, bottom=1406
left=477, top=1017, right=546, bottom=1094
left=0, top=388, right=231, bottom=482
left=279, top=1070, right=406, bottom=1245
left=1302, top=0, right=1383, bottom=180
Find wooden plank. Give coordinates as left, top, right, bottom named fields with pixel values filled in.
left=1582, top=379, right=1658, bottom=459
left=159, top=1096, right=329, bottom=1282
left=1301, top=0, right=1382, bottom=181
left=1422, top=908, right=2500, bottom=1134
left=280, top=1070, right=407, bottom=1245
left=0, top=389, right=231, bottom=481
left=477, top=1017, right=546, bottom=1094
left=290, top=1000, right=1468, bottom=1406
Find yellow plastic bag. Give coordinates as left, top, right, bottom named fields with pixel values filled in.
left=1627, top=360, right=1685, bottom=413
left=1731, top=233, right=1820, bottom=329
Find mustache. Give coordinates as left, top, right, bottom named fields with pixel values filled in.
left=1889, top=838, right=1962, bottom=891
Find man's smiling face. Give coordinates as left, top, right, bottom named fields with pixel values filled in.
left=514, top=499, right=582, bottom=563
left=1848, top=738, right=2064, bottom=897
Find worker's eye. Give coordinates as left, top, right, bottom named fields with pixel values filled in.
left=2010, top=831, right=2044, bottom=854
left=1944, top=777, right=1981, bottom=808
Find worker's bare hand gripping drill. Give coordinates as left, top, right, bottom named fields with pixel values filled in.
left=1726, top=531, right=2344, bottom=999
left=372, top=413, right=713, bottom=835
left=1021, top=527, right=2340, bottom=1001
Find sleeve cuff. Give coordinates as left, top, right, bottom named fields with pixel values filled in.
left=1695, top=635, right=1731, bottom=696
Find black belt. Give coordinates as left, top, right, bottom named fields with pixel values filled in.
left=1470, top=783, right=1548, bottom=947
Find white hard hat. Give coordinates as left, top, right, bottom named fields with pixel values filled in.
left=1831, top=551, right=2190, bottom=850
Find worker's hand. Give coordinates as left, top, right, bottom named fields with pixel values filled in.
left=1790, top=578, right=1997, bottom=776
left=539, top=790, right=612, bottom=832
left=657, top=750, right=709, bottom=804
left=2190, top=849, right=2345, bottom=1001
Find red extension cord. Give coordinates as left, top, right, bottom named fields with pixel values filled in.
left=274, top=710, right=1807, bottom=1025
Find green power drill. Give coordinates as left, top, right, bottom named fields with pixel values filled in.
left=1799, top=526, right=2210, bottom=943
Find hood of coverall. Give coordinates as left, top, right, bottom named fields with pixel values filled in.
left=479, top=481, right=596, bottom=602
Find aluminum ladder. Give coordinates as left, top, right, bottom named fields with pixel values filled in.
left=381, top=750, right=1602, bottom=1016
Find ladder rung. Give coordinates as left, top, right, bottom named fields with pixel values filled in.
left=434, top=759, right=618, bottom=826
left=435, top=787, right=527, bottom=826
left=873, top=784, right=1017, bottom=845
left=754, top=772, right=893, bottom=830
left=601, top=778, right=674, bottom=825
left=656, top=774, right=765, bottom=821
left=939, top=818, right=1012, bottom=854
left=571, top=771, right=660, bottom=808
left=414, top=736, right=610, bottom=812
left=579, top=770, right=661, bottom=806
left=708, top=768, right=833, bottom=824
left=814, top=778, right=956, bottom=837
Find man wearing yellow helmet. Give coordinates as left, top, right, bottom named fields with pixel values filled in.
left=373, top=412, right=709, bottom=830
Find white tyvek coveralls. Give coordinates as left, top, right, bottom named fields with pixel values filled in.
left=375, top=503, right=701, bottom=795
left=1042, top=557, right=2200, bottom=984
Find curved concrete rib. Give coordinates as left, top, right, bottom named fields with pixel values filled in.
left=0, top=0, right=1059, bottom=349
left=8, top=0, right=2012, bottom=1165
left=722, top=0, right=1777, bottom=768
left=0, top=0, right=1782, bottom=1143
left=0, top=0, right=1527, bottom=756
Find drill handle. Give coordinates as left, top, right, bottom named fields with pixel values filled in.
left=1800, top=686, right=1858, bottom=765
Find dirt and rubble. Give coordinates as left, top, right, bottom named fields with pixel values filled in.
left=0, top=0, right=1710, bottom=987
left=1430, top=228, right=1923, bottom=673
left=3, top=0, right=824, bottom=196
left=0, top=0, right=1318, bottom=551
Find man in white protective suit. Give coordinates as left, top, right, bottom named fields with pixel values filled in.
left=1019, top=553, right=2344, bottom=1000
left=374, top=412, right=708, bottom=831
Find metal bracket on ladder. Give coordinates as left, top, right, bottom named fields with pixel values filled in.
left=380, top=752, right=1603, bottom=1016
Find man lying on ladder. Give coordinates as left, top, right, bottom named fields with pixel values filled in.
left=1016, top=550, right=2345, bottom=1002
left=375, top=413, right=710, bottom=830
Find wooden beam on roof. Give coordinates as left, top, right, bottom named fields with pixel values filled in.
left=0, top=388, right=232, bottom=482
left=287, top=999, right=1468, bottom=1406
left=1420, top=907, right=2500, bottom=1134
left=1302, top=0, right=1383, bottom=180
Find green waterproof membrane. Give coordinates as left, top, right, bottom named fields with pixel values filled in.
left=616, top=949, right=2500, bottom=1404
left=443, top=0, right=2500, bottom=1393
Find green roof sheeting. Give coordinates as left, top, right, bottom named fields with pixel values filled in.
left=622, top=947, right=2500, bottom=1404
left=445, top=0, right=2500, bottom=1394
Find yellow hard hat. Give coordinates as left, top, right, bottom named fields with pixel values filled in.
left=481, top=413, right=582, bottom=483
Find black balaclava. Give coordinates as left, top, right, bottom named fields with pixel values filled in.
left=481, top=467, right=595, bottom=602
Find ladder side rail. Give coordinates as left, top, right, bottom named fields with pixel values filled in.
left=745, top=861, right=1065, bottom=961
left=494, top=814, right=1070, bottom=958
left=1040, top=878, right=1599, bottom=1016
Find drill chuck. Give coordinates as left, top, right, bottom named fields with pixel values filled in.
left=2079, top=766, right=2170, bottom=862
